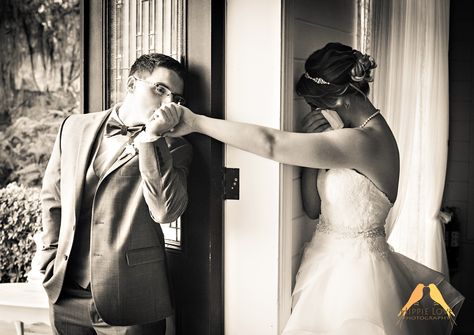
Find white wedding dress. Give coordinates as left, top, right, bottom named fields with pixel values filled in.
left=283, top=168, right=465, bottom=335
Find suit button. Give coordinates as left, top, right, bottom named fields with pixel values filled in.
left=64, top=255, right=68, bottom=261
left=72, top=224, right=76, bottom=230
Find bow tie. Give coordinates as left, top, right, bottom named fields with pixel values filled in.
left=104, top=117, right=145, bottom=138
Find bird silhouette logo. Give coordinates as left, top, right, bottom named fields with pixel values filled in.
left=398, top=283, right=456, bottom=325
left=398, top=283, right=425, bottom=318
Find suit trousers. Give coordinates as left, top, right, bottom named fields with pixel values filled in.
left=49, top=280, right=166, bottom=335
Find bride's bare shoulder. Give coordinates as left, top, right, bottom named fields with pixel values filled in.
left=352, top=125, right=400, bottom=201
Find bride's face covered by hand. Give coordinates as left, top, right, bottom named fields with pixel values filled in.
left=306, top=100, right=345, bottom=130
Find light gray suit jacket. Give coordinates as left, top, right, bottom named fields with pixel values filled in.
left=39, top=109, right=192, bottom=325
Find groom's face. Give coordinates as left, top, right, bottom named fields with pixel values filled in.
left=129, top=67, right=184, bottom=121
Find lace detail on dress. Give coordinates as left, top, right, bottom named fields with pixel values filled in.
left=316, top=169, right=394, bottom=235
left=316, top=213, right=394, bottom=257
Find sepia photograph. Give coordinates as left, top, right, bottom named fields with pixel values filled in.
left=0, top=0, right=471, bottom=334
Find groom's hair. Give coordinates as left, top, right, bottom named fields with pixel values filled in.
left=129, top=53, right=186, bottom=81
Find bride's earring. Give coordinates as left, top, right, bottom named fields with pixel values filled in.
left=341, top=97, right=350, bottom=110
left=334, top=96, right=350, bottom=111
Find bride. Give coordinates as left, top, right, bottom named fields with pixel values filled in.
left=163, top=42, right=464, bottom=334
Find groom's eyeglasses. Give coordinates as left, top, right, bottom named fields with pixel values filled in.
left=133, top=76, right=186, bottom=105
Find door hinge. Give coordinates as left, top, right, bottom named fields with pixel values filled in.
left=223, top=167, right=239, bottom=200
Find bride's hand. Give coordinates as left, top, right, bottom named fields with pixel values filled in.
left=301, top=109, right=331, bottom=133
left=163, top=104, right=198, bottom=137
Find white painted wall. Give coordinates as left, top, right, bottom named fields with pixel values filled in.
left=224, top=0, right=282, bottom=334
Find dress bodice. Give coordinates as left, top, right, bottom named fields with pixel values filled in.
left=317, top=168, right=394, bottom=233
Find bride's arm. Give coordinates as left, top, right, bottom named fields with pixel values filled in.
left=188, top=113, right=374, bottom=170
left=301, top=168, right=321, bottom=219
left=299, top=110, right=327, bottom=219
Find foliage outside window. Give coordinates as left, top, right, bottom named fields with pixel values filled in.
left=0, top=0, right=80, bottom=282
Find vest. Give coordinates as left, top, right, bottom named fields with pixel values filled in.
left=66, top=146, right=100, bottom=289
left=66, top=124, right=128, bottom=289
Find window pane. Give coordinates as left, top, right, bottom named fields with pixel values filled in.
left=108, top=0, right=186, bottom=106
left=161, top=217, right=182, bottom=250
left=107, top=0, right=186, bottom=249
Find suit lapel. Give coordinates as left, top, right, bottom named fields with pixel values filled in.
left=74, top=110, right=112, bottom=219
left=99, top=146, right=138, bottom=183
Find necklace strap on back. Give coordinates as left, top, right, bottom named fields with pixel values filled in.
left=359, top=110, right=380, bottom=128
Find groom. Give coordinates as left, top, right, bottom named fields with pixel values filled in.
left=39, top=53, right=192, bottom=334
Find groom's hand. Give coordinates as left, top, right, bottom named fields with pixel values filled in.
left=301, top=109, right=331, bottom=133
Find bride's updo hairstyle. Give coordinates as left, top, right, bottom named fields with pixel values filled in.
left=296, top=42, right=377, bottom=109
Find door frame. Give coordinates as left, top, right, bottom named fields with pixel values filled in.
left=81, top=0, right=225, bottom=333
left=279, top=1, right=294, bottom=332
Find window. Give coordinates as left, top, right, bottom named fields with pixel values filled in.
left=108, top=0, right=185, bottom=106
left=108, top=0, right=186, bottom=249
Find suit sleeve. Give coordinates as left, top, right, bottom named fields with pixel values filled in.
left=136, top=136, right=193, bottom=223
left=39, top=117, right=69, bottom=273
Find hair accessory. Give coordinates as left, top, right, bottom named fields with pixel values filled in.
left=350, top=51, right=376, bottom=82
left=304, top=72, right=331, bottom=85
